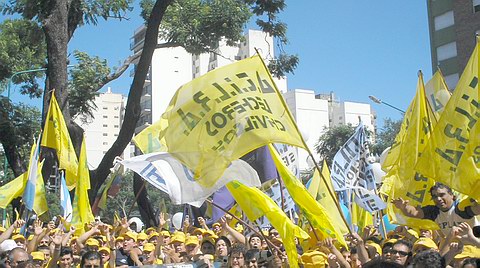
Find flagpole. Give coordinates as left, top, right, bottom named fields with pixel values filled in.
left=255, top=49, right=352, bottom=234
left=126, top=180, right=146, bottom=218
left=206, top=199, right=281, bottom=253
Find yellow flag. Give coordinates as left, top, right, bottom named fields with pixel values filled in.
left=227, top=180, right=309, bottom=268
left=0, top=173, right=26, bottom=208
left=134, top=55, right=306, bottom=187
left=269, top=144, right=347, bottom=248
left=71, top=136, right=94, bottom=234
left=41, top=94, right=78, bottom=190
left=424, top=69, right=451, bottom=122
left=351, top=202, right=373, bottom=230
left=386, top=72, right=438, bottom=229
left=416, top=39, right=480, bottom=200
left=33, top=160, right=48, bottom=216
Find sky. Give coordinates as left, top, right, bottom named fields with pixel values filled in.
left=5, top=1, right=432, bottom=128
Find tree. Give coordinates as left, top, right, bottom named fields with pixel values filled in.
left=371, top=118, right=402, bottom=155
left=315, top=124, right=356, bottom=167
left=0, top=0, right=297, bottom=225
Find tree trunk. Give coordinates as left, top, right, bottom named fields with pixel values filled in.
left=91, top=0, right=173, bottom=198
left=133, top=173, right=158, bottom=228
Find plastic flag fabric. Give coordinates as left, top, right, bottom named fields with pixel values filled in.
left=121, top=152, right=261, bottom=207
left=41, top=94, right=78, bottom=190
left=416, top=38, right=480, bottom=200
left=133, top=55, right=305, bottom=188
left=227, top=180, right=309, bottom=268
left=60, top=173, right=73, bottom=222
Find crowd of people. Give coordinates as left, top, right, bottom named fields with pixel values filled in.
left=0, top=183, right=479, bottom=268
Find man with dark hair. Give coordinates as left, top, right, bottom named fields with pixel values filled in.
left=80, top=251, right=102, bottom=268
left=393, top=182, right=480, bottom=236
left=58, top=248, right=74, bottom=268
left=385, top=240, right=412, bottom=267
left=245, top=249, right=259, bottom=268
left=229, top=245, right=246, bottom=268
left=411, top=250, right=444, bottom=268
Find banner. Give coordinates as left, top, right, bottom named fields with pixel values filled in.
left=424, top=70, right=451, bottom=121
left=23, top=135, right=41, bottom=212
left=330, top=123, right=385, bottom=212
left=133, top=55, right=305, bottom=187
left=415, top=40, right=480, bottom=200
left=121, top=152, right=261, bottom=207
left=387, top=72, right=438, bottom=229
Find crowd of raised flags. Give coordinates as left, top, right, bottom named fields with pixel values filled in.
left=0, top=39, right=480, bottom=267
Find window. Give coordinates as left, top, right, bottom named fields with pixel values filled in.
left=103, top=107, right=108, bottom=110
left=114, top=115, right=119, bottom=119
left=474, top=0, right=480, bottom=12
left=103, top=115, right=108, bottom=119
left=444, top=73, right=459, bottom=89
left=434, top=11, right=454, bottom=31
left=436, top=42, right=457, bottom=61
left=114, top=125, right=119, bottom=128
left=103, top=142, right=108, bottom=145
left=103, top=124, right=108, bottom=127
left=114, top=107, right=119, bottom=110
left=103, top=133, right=108, bottom=136
left=114, top=134, right=119, bottom=137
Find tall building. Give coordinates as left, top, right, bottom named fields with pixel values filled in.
left=426, top=0, right=480, bottom=89
left=74, top=88, right=131, bottom=168
left=130, top=28, right=287, bottom=133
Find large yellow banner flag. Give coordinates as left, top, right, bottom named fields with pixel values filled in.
left=227, top=180, right=309, bottom=268
left=0, top=173, right=26, bottom=208
left=71, top=137, right=94, bottom=233
left=424, top=70, right=451, bottom=122
left=268, top=144, right=347, bottom=248
left=41, top=94, right=78, bottom=190
left=386, top=72, right=438, bottom=230
left=416, top=40, right=480, bottom=200
left=134, top=55, right=305, bottom=187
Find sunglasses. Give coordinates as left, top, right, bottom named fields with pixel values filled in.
left=387, top=249, right=410, bottom=257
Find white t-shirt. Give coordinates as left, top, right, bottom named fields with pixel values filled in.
left=422, top=201, right=478, bottom=236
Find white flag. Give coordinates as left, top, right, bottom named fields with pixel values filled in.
left=330, top=123, right=386, bottom=212
left=60, top=173, right=72, bottom=222
left=121, top=152, right=261, bottom=207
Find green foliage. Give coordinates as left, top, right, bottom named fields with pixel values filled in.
left=0, top=19, right=46, bottom=97
left=45, top=190, right=62, bottom=220
left=142, top=0, right=252, bottom=54
left=371, top=118, right=402, bottom=155
left=268, top=52, right=299, bottom=78
left=1, top=0, right=133, bottom=25
left=68, top=51, right=110, bottom=122
left=315, top=124, right=356, bottom=167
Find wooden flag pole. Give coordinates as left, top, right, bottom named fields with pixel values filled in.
left=255, top=48, right=352, bottom=234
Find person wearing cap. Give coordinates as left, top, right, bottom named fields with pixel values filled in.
left=160, top=231, right=171, bottom=245
left=115, top=231, right=142, bottom=267
left=31, top=251, right=45, bottom=268
left=12, top=234, right=26, bottom=250
left=136, top=232, right=148, bottom=247
left=192, top=228, right=204, bottom=241
left=147, top=232, right=158, bottom=245
left=201, top=237, right=216, bottom=255
left=393, top=182, right=480, bottom=236
left=140, top=243, right=157, bottom=265
left=412, top=237, right=438, bottom=255
left=98, top=247, right=110, bottom=267
left=37, top=245, right=51, bottom=264
left=184, top=236, right=199, bottom=260
left=0, top=220, right=25, bottom=246
left=212, top=223, right=222, bottom=235
left=85, top=238, right=100, bottom=252
left=163, top=232, right=185, bottom=264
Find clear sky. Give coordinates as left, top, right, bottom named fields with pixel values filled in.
left=6, top=1, right=432, bottom=127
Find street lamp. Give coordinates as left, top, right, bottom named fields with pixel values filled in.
left=369, top=95, right=405, bottom=114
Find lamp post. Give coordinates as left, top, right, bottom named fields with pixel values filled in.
left=368, top=95, right=405, bottom=114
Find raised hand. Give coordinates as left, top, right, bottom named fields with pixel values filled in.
left=13, top=219, right=25, bottom=229
left=391, top=198, right=409, bottom=209
left=158, top=212, right=166, bottom=228
left=33, top=219, right=44, bottom=236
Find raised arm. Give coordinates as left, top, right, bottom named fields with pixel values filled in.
left=392, top=198, right=424, bottom=218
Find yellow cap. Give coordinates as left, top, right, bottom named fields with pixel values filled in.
left=185, top=236, right=199, bottom=246
left=455, top=245, right=480, bottom=259
left=365, top=241, right=382, bottom=256
left=193, top=228, right=205, bottom=235
left=407, top=229, right=419, bottom=239
left=0, top=226, right=6, bottom=233
left=146, top=227, right=156, bottom=234
left=123, top=231, right=138, bottom=242
left=12, top=234, right=25, bottom=242
left=212, top=223, right=221, bottom=228
left=201, top=236, right=216, bottom=246
left=137, top=232, right=148, bottom=241
left=169, top=233, right=186, bottom=244
left=143, top=243, right=155, bottom=252
left=86, top=238, right=99, bottom=247
left=115, top=236, right=124, bottom=242
left=27, top=235, right=34, bottom=241
left=301, top=250, right=328, bottom=268
left=203, top=229, right=216, bottom=236
left=413, top=238, right=438, bottom=251
left=160, top=230, right=171, bottom=237
left=99, top=247, right=111, bottom=254
left=148, top=232, right=159, bottom=240
left=31, top=251, right=45, bottom=261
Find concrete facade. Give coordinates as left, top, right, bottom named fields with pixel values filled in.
left=427, top=0, right=480, bottom=89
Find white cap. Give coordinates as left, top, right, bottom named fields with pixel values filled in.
left=0, top=240, right=19, bottom=253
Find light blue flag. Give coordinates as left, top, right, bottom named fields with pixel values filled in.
left=23, top=135, right=41, bottom=211
left=60, top=172, right=73, bottom=222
